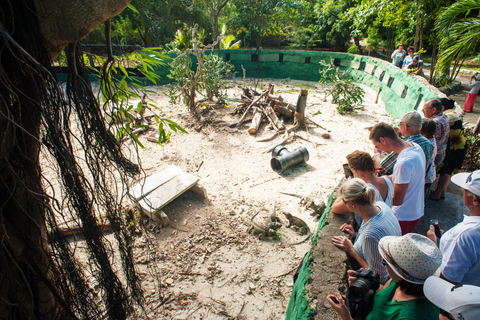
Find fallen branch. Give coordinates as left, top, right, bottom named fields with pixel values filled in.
left=263, top=132, right=293, bottom=153
left=234, top=89, right=269, bottom=127
left=306, top=117, right=328, bottom=131
left=274, top=265, right=298, bottom=278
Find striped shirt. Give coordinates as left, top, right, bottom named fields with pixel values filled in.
left=431, top=112, right=450, bottom=156
left=353, top=202, right=402, bottom=284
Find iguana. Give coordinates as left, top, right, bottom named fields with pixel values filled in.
left=248, top=208, right=283, bottom=240
left=282, top=212, right=311, bottom=245
left=279, top=191, right=326, bottom=217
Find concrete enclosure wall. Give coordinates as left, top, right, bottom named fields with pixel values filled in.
left=212, top=49, right=441, bottom=119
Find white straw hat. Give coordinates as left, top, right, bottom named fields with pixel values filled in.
left=379, top=233, right=442, bottom=284
left=451, top=170, right=480, bottom=197
left=424, top=276, right=480, bottom=320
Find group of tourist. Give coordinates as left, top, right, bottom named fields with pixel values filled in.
left=392, top=43, right=480, bottom=113
left=326, top=98, right=480, bottom=319
left=391, top=43, right=424, bottom=77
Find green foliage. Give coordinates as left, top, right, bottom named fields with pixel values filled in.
left=462, top=127, right=480, bottom=171
left=347, top=44, right=360, bottom=54
left=312, top=0, right=355, bottom=50
left=319, top=61, right=365, bottom=114
left=219, top=24, right=241, bottom=49
left=272, top=229, right=283, bottom=241
left=93, top=48, right=187, bottom=146
left=281, top=77, right=292, bottom=84
left=167, top=29, right=234, bottom=110
left=435, top=0, right=480, bottom=83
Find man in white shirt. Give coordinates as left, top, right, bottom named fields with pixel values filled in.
left=428, top=170, right=480, bottom=286
left=370, top=122, right=425, bottom=234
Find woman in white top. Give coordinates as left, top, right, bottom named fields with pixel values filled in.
left=332, top=151, right=393, bottom=227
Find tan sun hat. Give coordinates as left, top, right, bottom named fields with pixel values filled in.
left=379, top=233, right=442, bottom=284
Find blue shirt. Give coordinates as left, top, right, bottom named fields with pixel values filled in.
left=440, top=215, right=480, bottom=286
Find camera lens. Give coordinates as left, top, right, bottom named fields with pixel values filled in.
left=350, top=278, right=371, bottom=302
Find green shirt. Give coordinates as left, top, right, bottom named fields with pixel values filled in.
left=366, top=280, right=439, bottom=320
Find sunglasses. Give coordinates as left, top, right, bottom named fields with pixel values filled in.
left=440, top=309, right=455, bottom=320
left=342, top=198, right=349, bottom=204
left=382, top=259, right=388, bottom=266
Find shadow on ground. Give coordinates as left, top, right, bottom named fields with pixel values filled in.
left=413, top=183, right=470, bottom=236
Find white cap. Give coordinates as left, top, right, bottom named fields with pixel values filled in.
left=451, top=170, right=480, bottom=196
left=424, top=276, right=480, bottom=320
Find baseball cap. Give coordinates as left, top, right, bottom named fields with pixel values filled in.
left=413, top=55, right=420, bottom=61
left=407, top=46, right=415, bottom=52
left=451, top=170, right=480, bottom=196
left=424, top=276, right=480, bottom=320
left=400, top=111, right=422, bottom=129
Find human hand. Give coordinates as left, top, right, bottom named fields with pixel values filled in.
left=332, top=236, right=354, bottom=254
left=340, top=223, right=356, bottom=238
left=326, top=294, right=352, bottom=320
left=427, top=225, right=443, bottom=245
left=347, top=269, right=359, bottom=287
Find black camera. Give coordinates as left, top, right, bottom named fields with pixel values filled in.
left=343, top=163, right=354, bottom=179
left=349, top=269, right=380, bottom=302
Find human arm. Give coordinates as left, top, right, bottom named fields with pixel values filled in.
left=326, top=294, right=354, bottom=320
left=391, top=50, right=398, bottom=59
left=414, top=62, right=424, bottom=75
left=426, top=224, right=444, bottom=245
left=332, top=236, right=369, bottom=269
left=392, top=183, right=409, bottom=206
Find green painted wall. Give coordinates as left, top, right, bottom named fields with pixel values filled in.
left=57, top=49, right=440, bottom=120
left=213, top=50, right=440, bottom=119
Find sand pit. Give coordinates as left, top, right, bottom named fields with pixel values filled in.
left=111, top=78, right=393, bottom=319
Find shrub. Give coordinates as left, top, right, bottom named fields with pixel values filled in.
left=319, top=61, right=365, bottom=114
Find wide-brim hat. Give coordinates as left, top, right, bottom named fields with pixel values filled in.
left=451, top=171, right=480, bottom=197
left=379, top=234, right=442, bottom=284
left=424, top=276, right=480, bottom=320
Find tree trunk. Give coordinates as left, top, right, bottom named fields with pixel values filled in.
left=414, top=1, right=421, bottom=51
left=429, top=44, right=437, bottom=83
left=213, top=13, right=219, bottom=49
left=0, top=99, right=59, bottom=319
left=1, top=0, right=134, bottom=318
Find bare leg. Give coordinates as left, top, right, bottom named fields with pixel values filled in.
left=430, top=174, right=450, bottom=199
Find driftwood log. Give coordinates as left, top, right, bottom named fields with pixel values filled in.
left=248, top=107, right=263, bottom=134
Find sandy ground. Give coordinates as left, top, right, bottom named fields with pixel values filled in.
left=45, top=72, right=480, bottom=319
left=111, top=79, right=393, bottom=319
